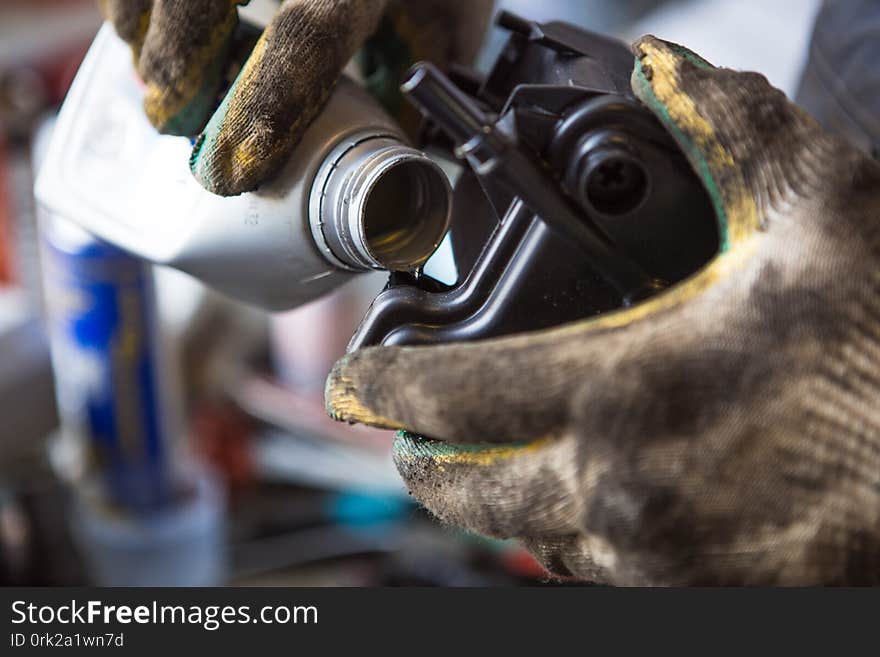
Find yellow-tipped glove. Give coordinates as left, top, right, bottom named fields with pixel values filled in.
left=99, top=0, right=492, bottom=196
left=326, top=37, right=880, bottom=585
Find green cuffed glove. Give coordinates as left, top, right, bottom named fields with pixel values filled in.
left=326, top=37, right=880, bottom=585
left=99, top=0, right=492, bottom=196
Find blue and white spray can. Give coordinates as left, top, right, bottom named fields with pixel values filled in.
left=40, top=214, right=172, bottom=512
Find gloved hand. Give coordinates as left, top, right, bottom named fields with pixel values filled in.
left=326, top=37, right=880, bottom=585
left=99, top=0, right=491, bottom=196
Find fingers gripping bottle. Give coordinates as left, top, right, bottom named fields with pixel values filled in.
left=36, top=24, right=452, bottom=311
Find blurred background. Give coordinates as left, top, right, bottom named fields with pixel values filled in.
left=0, top=0, right=822, bottom=586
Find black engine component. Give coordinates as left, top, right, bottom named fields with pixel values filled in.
left=349, top=12, right=718, bottom=349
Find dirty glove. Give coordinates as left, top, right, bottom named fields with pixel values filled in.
left=326, top=37, right=880, bottom=585
left=99, top=0, right=491, bottom=196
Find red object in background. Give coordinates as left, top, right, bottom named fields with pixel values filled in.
left=500, top=546, right=550, bottom=580
left=193, top=402, right=256, bottom=490
left=0, top=133, right=12, bottom=285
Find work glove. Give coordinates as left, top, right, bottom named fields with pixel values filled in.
left=99, top=0, right=492, bottom=196
left=326, top=37, right=880, bottom=585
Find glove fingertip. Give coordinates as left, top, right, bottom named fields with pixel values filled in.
left=189, top=33, right=314, bottom=197
left=189, top=116, right=234, bottom=196
left=325, top=351, right=404, bottom=430
left=632, top=35, right=715, bottom=72
left=630, top=35, right=762, bottom=250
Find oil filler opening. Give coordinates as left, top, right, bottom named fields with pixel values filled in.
left=361, top=158, right=450, bottom=271
left=310, top=134, right=452, bottom=273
